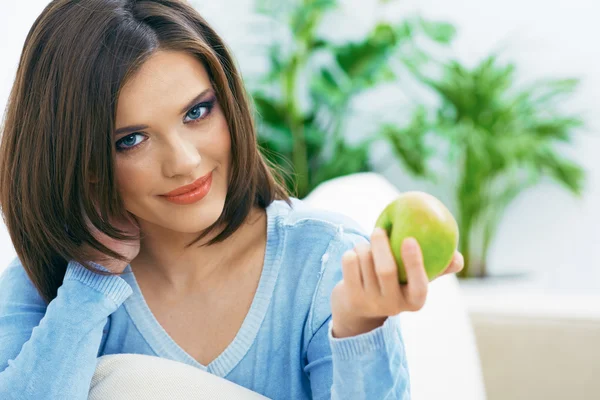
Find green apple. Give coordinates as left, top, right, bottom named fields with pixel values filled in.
left=375, top=191, right=459, bottom=283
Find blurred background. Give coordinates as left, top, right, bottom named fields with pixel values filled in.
left=1, top=0, right=599, bottom=399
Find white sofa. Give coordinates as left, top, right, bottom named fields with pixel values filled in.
left=464, top=286, right=600, bottom=400
left=305, top=172, right=487, bottom=400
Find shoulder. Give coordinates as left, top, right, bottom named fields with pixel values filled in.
left=267, top=198, right=370, bottom=276
left=0, top=257, right=45, bottom=308
left=0, top=257, right=34, bottom=293
left=268, top=197, right=369, bottom=242
left=267, top=198, right=370, bottom=331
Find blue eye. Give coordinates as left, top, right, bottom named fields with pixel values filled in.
left=116, top=133, right=144, bottom=151
left=184, top=100, right=215, bottom=123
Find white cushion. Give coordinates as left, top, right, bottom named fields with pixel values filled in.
left=90, top=353, right=269, bottom=400
left=304, top=172, right=486, bottom=400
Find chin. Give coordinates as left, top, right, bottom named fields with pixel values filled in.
left=167, top=198, right=225, bottom=233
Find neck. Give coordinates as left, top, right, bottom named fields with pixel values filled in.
left=131, top=206, right=267, bottom=293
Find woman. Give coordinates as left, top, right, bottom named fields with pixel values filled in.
left=0, top=1, right=463, bottom=399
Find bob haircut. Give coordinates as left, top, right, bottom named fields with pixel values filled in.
left=0, top=0, right=290, bottom=303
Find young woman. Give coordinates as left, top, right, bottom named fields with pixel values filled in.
left=0, top=1, right=463, bottom=399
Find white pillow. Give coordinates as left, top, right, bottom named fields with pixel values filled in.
left=90, top=354, right=270, bottom=400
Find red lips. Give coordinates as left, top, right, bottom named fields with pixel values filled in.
left=159, top=171, right=213, bottom=205
left=162, top=171, right=212, bottom=197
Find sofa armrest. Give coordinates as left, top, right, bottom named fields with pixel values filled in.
left=463, top=286, right=600, bottom=400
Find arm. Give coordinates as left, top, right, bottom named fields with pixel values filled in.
left=306, top=316, right=410, bottom=400
left=303, top=230, right=411, bottom=400
left=0, top=259, right=132, bottom=400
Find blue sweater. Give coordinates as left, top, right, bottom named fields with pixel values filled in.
left=0, top=199, right=410, bottom=399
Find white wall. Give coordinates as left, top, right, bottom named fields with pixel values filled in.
left=383, top=0, right=600, bottom=293
left=1, top=0, right=599, bottom=294
left=294, top=0, right=600, bottom=293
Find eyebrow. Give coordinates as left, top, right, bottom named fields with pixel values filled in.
left=114, top=88, right=214, bottom=136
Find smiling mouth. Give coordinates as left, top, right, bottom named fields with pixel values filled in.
left=159, top=171, right=213, bottom=205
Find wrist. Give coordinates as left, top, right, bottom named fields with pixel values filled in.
left=331, top=314, right=387, bottom=338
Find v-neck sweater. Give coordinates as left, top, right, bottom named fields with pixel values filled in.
left=0, top=198, right=410, bottom=399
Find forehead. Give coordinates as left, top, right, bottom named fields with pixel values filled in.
left=116, top=51, right=211, bottom=122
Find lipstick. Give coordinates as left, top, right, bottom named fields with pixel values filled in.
left=160, top=171, right=213, bottom=205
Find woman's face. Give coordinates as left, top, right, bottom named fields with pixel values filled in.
left=114, top=50, right=231, bottom=234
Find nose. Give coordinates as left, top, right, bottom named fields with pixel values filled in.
left=161, top=132, right=202, bottom=178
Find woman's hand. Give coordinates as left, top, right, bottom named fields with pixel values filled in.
left=331, top=227, right=464, bottom=338
left=83, top=212, right=141, bottom=273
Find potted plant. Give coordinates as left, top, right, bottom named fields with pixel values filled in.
left=249, top=0, right=456, bottom=198
left=410, top=55, right=586, bottom=277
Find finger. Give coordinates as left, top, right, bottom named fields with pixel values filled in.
left=341, top=250, right=363, bottom=291
left=354, top=242, right=379, bottom=295
left=370, top=228, right=401, bottom=298
left=400, top=238, right=428, bottom=311
left=441, top=251, right=464, bottom=276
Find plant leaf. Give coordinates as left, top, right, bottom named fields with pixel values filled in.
left=418, top=18, right=457, bottom=44
left=380, top=107, right=432, bottom=176
left=310, top=142, right=370, bottom=191
left=333, top=23, right=399, bottom=87
left=252, top=92, right=288, bottom=126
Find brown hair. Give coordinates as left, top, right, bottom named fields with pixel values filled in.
left=0, top=0, right=290, bottom=304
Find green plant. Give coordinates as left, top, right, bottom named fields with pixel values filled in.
left=250, top=0, right=455, bottom=198
left=410, top=55, right=586, bottom=277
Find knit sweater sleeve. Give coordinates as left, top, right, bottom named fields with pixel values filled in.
left=303, top=229, right=411, bottom=399
left=0, top=259, right=132, bottom=400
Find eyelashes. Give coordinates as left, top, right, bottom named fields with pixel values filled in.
left=115, top=97, right=217, bottom=152
left=115, top=132, right=144, bottom=150
left=183, top=98, right=215, bottom=123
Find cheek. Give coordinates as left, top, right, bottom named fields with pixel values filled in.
left=222, top=129, right=232, bottom=163
left=217, top=115, right=232, bottom=159
left=219, top=124, right=232, bottom=180
left=115, top=159, right=151, bottom=201
left=203, top=110, right=232, bottom=163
